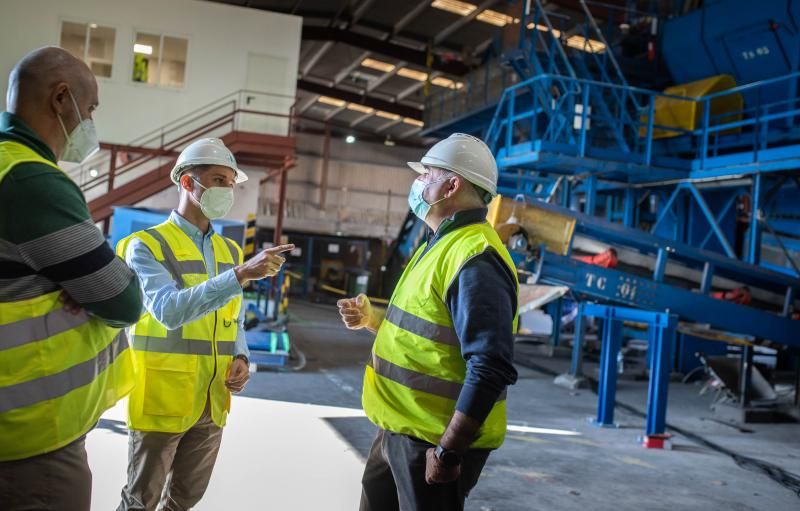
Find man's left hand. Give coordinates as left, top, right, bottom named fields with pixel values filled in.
left=425, top=448, right=461, bottom=485
left=225, top=357, right=250, bottom=393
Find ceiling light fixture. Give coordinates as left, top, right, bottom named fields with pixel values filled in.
left=361, top=57, right=395, bottom=73
left=376, top=111, right=401, bottom=121
left=345, top=135, right=356, bottom=144
left=397, top=68, right=428, bottom=82
left=565, top=35, right=606, bottom=53
left=318, top=96, right=346, bottom=107
left=476, top=9, right=515, bottom=27
left=346, top=103, right=374, bottom=114
left=431, top=76, right=464, bottom=89
left=402, top=118, right=424, bottom=127
left=431, top=0, right=477, bottom=16
left=527, top=22, right=562, bottom=38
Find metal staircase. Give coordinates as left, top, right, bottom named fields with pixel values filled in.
left=69, top=90, right=297, bottom=227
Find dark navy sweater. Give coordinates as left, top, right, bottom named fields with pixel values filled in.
left=418, top=207, right=518, bottom=423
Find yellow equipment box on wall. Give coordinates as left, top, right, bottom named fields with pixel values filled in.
left=640, top=74, right=743, bottom=139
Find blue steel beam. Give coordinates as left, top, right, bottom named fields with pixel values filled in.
left=533, top=252, right=799, bottom=347
left=685, top=183, right=736, bottom=258
left=699, top=193, right=739, bottom=251
left=533, top=200, right=799, bottom=293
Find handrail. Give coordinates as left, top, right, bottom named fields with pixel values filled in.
left=533, top=0, right=578, bottom=81
left=701, top=70, right=800, bottom=100
left=127, top=90, right=295, bottom=148
left=578, top=0, right=629, bottom=92
left=487, top=67, right=800, bottom=174
left=76, top=91, right=296, bottom=195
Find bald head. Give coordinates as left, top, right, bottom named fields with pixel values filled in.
left=7, top=46, right=95, bottom=112
left=6, top=46, right=99, bottom=160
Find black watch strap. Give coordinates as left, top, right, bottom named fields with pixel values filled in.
left=434, top=444, right=462, bottom=467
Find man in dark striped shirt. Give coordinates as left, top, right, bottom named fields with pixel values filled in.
left=0, top=47, right=142, bottom=511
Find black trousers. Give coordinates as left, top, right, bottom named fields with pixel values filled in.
left=360, top=429, right=491, bottom=511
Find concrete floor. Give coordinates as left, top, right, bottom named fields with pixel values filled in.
left=88, top=300, right=800, bottom=510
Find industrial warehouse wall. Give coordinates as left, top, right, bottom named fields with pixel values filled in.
left=258, top=134, right=422, bottom=239
left=0, top=0, right=301, bottom=143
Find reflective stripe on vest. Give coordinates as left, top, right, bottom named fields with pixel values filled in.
left=0, top=331, right=129, bottom=413
left=0, top=141, right=135, bottom=461
left=120, top=220, right=242, bottom=433
left=362, top=220, right=518, bottom=449
left=132, top=332, right=236, bottom=356
left=383, top=305, right=459, bottom=347
left=368, top=351, right=506, bottom=403
left=0, top=308, right=91, bottom=351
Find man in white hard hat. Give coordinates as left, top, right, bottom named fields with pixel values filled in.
left=116, top=138, right=294, bottom=510
left=338, top=133, right=519, bottom=510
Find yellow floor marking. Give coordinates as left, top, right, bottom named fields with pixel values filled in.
left=506, top=434, right=555, bottom=445
left=618, top=455, right=657, bottom=469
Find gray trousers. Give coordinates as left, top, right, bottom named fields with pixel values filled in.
left=360, top=429, right=491, bottom=511
left=118, top=404, right=223, bottom=511
left=0, top=436, right=92, bottom=511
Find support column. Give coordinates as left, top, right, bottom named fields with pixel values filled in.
left=585, top=174, right=598, bottom=216
left=595, top=318, right=622, bottom=427
left=554, top=302, right=589, bottom=389
left=645, top=317, right=676, bottom=437
left=273, top=161, right=289, bottom=247
left=319, top=128, right=330, bottom=210
left=748, top=173, right=763, bottom=264
left=740, top=344, right=754, bottom=408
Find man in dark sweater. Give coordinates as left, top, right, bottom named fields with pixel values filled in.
left=338, top=134, right=518, bottom=511
left=0, top=47, right=142, bottom=511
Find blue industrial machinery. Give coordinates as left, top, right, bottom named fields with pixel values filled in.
left=662, top=0, right=800, bottom=107
left=581, top=303, right=677, bottom=447
left=418, top=0, right=800, bottom=429
left=506, top=199, right=800, bottom=347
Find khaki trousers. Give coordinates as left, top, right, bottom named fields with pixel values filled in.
left=0, top=436, right=92, bottom=511
left=117, top=403, right=223, bottom=511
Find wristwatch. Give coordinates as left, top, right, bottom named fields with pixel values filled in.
left=234, top=354, right=249, bottom=365
left=434, top=444, right=462, bottom=468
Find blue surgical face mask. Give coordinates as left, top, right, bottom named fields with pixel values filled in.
left=408, top=177, right=448, bottom=221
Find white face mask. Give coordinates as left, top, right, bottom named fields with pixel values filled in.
left=191, top=177, right=235, bottom=219
left=407, top=177, right=448, bottom=221
left=56, top=88, right=100, bottom=164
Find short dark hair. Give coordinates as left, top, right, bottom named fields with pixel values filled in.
left=183, top=164, right=214, bottom=179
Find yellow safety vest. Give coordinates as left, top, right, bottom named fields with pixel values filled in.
left=362, top=220, right=519, bottom=449
left=0, top=141, right=135, bottom=461
left=117, top=220, right=243, bottom=433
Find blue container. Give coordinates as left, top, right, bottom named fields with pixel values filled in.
left=662, top=0, right=800, bottom=106
left=111, top=206, right=245, bottom=250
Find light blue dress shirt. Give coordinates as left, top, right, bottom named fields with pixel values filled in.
left=125, top=211, right=250, bottom=358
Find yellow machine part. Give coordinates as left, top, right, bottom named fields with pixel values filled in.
left=640, top=74, right=743, bottom=140
left=487, top=196, right=576, bottom=256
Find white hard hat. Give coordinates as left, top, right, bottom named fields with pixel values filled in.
left=408, top=133, right=498, bottom=199
left=170, top=138, right=248, bottom=186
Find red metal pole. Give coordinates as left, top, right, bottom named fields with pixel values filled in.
left=107, top=146, right=117, bottom=193
left=273, top=158, right=289, bottom=246
left=102, top=147, right=118, bottom=236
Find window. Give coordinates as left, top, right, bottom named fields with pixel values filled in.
left=132, top=32, right=188, bottom=88
left=60, top=21, right=116, bottom=78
